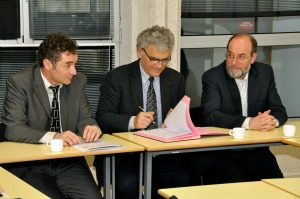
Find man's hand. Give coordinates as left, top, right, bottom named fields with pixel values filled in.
left=249, top=110, right=277, bottom=131
left=53, top=130, right=81, bottom=146
left=134, top=111, right=154, bottom=129
left=83, top=125, right=102, bottom=142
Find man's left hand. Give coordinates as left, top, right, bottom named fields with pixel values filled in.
left=83, top=125, right=102, bottom=142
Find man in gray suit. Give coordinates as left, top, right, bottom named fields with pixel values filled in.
left=94, top=25, right=190, bottom=199
left=2, top=32, right=102, bottom=199
left=197, top=33, right=287, bottom=183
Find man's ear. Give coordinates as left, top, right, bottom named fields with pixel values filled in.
left=43, top=59, right=53, bottom=70
left=250, top=53, right=257, bottom=64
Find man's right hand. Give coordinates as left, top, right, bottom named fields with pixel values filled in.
left=53, top=130, right=81, bottom=146
left=134, top=111, right=154, bottom=129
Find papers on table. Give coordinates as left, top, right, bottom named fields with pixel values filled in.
left=134, top=95, right=227, bottom=142
left=73, top=139, right=123, bottom=152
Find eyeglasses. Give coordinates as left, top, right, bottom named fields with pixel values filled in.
left=225, top=52, right=250, bottom=62
left=142, top=48, right=171, bottom=65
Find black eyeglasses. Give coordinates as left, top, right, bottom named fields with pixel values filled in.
left=142, top=48, right=171, bottom=65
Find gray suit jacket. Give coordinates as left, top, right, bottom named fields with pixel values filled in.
left=2, top=63, right=97, bottom=143
left=201, top=61, right=288, bottom=129
left=96, top=59, right=185, bottom=133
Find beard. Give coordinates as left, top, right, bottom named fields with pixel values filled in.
left=226, top=64, right=250, bottom=79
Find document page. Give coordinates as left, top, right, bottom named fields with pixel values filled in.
left=73, top=139, right=123, bottom=152
left=137, top=128, right=190, bottom=139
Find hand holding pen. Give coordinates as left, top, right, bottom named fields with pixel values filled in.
left=133, top=106, right=155, bottom=129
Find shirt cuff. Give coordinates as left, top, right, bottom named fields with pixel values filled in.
left=242, top=117, right=251, bottom=129
left=39, top=132, right=56, bottom=143
left=128, top=116, right=136, bottom=131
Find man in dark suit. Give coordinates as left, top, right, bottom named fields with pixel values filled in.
left=94, top=25, right=190, bottom=199
left=2, top=32, right=102, bottom=199
left=199, top=33, right=287, bottom=182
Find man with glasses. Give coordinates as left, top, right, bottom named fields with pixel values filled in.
left=94, top=25, right=190, bottom=199
left=198, top=33, right=287, bottom=183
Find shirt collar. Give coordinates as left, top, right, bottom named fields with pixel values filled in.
left=40, top=69, right=63, bottom=90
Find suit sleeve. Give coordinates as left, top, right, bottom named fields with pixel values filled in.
left=201, top=70, right=246, bottom=128
left=3, top=77, right=46, bottom=143
left=266, top=67, right=288, bottom=126
left=76, top=75, right=98, bottom=136
left=95, top=71, right=132, bottom=133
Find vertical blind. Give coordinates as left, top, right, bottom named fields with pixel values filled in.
left=0, top=0, right=20, bottom=39
left=0, top=47, right=113, bottom=123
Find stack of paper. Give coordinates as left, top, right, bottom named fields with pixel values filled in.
left=134, top=96, right=226, bottom=142
left=73, top=139, right=123, bottom=151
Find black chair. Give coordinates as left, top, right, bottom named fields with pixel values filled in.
left=189, top=106, right=204, bottom=127
left=0, top=123, right=5, bottom=142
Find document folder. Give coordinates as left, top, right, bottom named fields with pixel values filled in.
left=134, top=95, right=226, bottom=142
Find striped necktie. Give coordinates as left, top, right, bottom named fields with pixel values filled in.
left=146, top=77, right=158, bottom=129
left=49, top=85, right=61, bottom=133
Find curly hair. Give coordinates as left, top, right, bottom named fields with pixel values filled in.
left=136, top=25, right=175, bottom=51
left=38, top=32, right=78, bottom=67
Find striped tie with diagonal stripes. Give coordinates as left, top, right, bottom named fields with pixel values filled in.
left=146, top=77, right=158, bottom=129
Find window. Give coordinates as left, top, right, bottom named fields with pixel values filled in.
left=182, top=0, right=300, bottom=35
left=0, top=0, right=119, bottom=123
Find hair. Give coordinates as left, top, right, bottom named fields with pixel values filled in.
left=227, top=33, right=257, bottom=55
left=136, top=25, right=175, bottom=51
left=38, top=32, right=78, bottom=67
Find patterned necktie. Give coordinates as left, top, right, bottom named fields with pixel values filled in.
left=49, top=85, right=61, bottom=133
left=146, top=77, right=158, bottom=129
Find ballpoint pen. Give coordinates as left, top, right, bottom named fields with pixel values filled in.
left=138, top=106, right=156, bottom=124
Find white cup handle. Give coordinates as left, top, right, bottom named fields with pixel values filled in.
left=229, top=130, right=234, bottom=136
left=46, top=141, right=51, bottom=147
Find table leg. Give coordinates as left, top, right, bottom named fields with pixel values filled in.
left=143, top=151, right=153, bottom=199
left=139, top=153, right=143, bottom=199
left=103, top=155, right=110, bottom=199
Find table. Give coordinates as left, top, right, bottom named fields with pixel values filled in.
left=113, top=120, right=300, bottom=199
left=262, top=178, right=300, bottom=198
left=157, top=181, right=300, bottom=199
left=282, top=138, right=300, bottom=147
left=0, top=166, right=50, bottom=199
left=0, top=134, right=144, bottom=199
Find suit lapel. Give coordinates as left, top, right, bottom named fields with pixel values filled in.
left=160, top=72, right=170, bottom=120
left=130, top=61, right=144, bottom=113
left=33, top=65, right=52, bottom=117
left=247, top=67, right=259, bottom=116
left=223, top=64, right=243, bottom=115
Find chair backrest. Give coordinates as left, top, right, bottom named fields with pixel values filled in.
left=189, top=106, right=204, bottom=127
left=0, top=123, right=5, bottom=142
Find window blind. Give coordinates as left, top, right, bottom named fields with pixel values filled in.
left=182, top=0, right=300, bottom=18
left=0, top=0, right=20, bottom=39
left=28, top=0, right=113, bottom=40
left=0, top=47, right=113, bottom=123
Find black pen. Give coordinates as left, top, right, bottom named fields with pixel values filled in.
left=138, top=106, right=156, bottom=124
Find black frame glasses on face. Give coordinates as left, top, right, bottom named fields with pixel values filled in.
left=142, top=48, right=171, bottom=65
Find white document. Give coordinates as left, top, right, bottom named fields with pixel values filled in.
left=73, top=139, right=123, bottom=152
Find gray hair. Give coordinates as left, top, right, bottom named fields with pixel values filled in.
left=136, top=25, right=175, bottom=51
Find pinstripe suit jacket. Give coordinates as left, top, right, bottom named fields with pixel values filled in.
left=2, top=63, right=98, bottom=143
left=96, top=59, right=186, bottom=133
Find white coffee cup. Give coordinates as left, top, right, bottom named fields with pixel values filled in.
left=283, top=125, right=296, bottom=137
left=47, top=139, right=63, bottom=152
left=229, top=127, right=246, bottom=139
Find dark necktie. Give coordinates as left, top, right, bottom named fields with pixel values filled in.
left=49, top=85, right=61, bottom=133
left=146, top=77, right=158, bottom=129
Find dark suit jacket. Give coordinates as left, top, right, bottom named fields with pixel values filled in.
left=96, top=59, right=185, bottom=133
left=2, top=63, right=98, bottom=143
left=201, top=61, right=287, bottom=129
